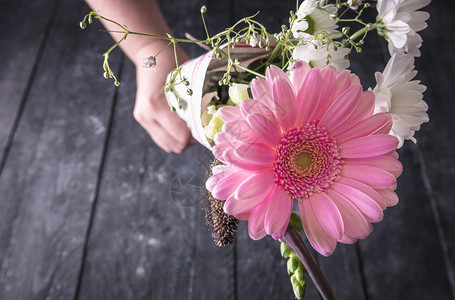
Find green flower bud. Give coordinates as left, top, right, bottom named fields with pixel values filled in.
left=290, top=213, right=303, bottom=232
left=280, top=242, right=293, bottom=258
left=287, top=256, right=299, bottom=275
left=295, top=264, right=306, bottom=285
left=201, top=109, right=213, bottom=127
left=204, top=105, right=225, bottom=140
left=228, top=83, right=249, bottom=106
left=200, top=6, right=207, bottom=13
left=79, top=21, right=87, bottom=29
left=291, top=274, right=305, bottom=300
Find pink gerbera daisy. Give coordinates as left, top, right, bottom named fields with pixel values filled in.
left=206, top=64, right=402, bottom=256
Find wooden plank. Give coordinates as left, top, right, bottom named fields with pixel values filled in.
left=0, top=0, right=120, bottom=298
left=358, top=144, right=453, bottom=299
left=77, top=60, right=234, bottom=299
left=318, top=244, right=366, bottom=300
left=78, top=0, right=235, bottom=299
left=412, top=1, right=455, bottom=297
left=236, top=222, right=321, bottom=300
left=0, top=0, right=57, bottom=167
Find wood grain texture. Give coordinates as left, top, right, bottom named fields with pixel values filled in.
left=77, top=58, right=235, bottom=300
left=0, top=0, right=57, bottom=165
left=413, top=1, right=455, bottom=297
left=358, top=145, right=453, bottom=300
left=0, top=0, right=120, bottom=298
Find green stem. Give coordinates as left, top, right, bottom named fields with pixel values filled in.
left=349, top=23, right=376, bottom=42
left=201, top=11, right=210, bottom=40
left=267, top=43, right=282, bottom=64
left=234, top=63, right=266, bottom=79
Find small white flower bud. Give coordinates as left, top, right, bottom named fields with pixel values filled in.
left=142, top=56, right=157, bottom=71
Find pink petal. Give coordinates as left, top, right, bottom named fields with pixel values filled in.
left=235, top=143, right=275, bottom=165
left=223, top=120, right=262, bottom=144
left=332, top=182, right=383, bottom=222
left=327, top=190, right=372, bottom=239
left=296, top=69, right=323, bottom=125
left=340, top=234, right=357, bottom=244
left=212, top=164, right=230, bottom=175
left=248, top=197, right=271, bottom=240
left=335, top=113, right=392, bottom=144
left=329, top=91, right=376, bottom=137
left=355, top=91, right=375, bottom=119
left=339, top=177, right=388, bottom=210
left=340, top=164, right=396, bottom=189
left=264, top=186, right=292, bottom=238
left=333, top=71, right=353, bottom=100
left=376, top=188, right=399, bottom=207
left=266, top=65, right=292, bottom=88
left=272, top=221, right=290, bottom=240
left=250, top=77, right=274, bottom=110
left=214, top=132, right=242, bottom=148
left=309, top=193, right=344, bottom=240
left=272, top=77, right=297, bottom=131
left=240, top=99, right=276, bottom=121
left=218, top=105, right=242, bottom=123
left=211, top=171, right=252, bottom=200
left=223, top=148, right=269, bottom=172
left=246, top=114, right=282, bottom=146
left=235, top=171, right=275, bottom=200
left=374, top=118, right=393, bottom=134
left=350, top=73, right=361, bottom=86
left=311, top=66, right=337, bottom=120
left=290, top=62, right=311, bottom=91
left=344, top=155, right=403, bottom=178
left=225, top=192, right=268, bottom=217
left=206, top=167, right=237, bottom=192
left=213, top=143, right=230, bottom=164
left=340, top=135, right=399, bottom=158
left=299, top=199, right=337, bottom=256
left=249, top=228, right=267, bottom=240
left=319, top=86, right=361, bottom=132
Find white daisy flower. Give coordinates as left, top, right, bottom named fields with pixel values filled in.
left=292, top=40, right=350, bottom=71
left=377, top=0, right=430, bottom=57
left=373, top=53, right=429, bottom=148
left=291, top=0, right=340, bottom=41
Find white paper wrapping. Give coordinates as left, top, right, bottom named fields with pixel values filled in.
left=165, top=42, right=274, bottom=149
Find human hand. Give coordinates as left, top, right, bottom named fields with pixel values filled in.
left=133, top=43, right=195, bottom=153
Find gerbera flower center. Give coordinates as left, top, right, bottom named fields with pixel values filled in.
left=273, top=123, right=342, bottom=199
left=295, top=151, right=313, bottom=169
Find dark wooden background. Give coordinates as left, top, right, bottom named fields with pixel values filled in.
left=0, top=0, right=454, bottom=299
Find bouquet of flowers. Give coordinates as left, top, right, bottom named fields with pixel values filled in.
left=81, top=0, right=430, bottom=298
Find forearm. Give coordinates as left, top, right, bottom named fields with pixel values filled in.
left=85, top=0, right=188, bottom=67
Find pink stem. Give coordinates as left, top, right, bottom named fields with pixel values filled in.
left=281, top=224, right=337, bottom=300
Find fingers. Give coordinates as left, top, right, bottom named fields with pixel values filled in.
left=134, top=95, right=193, bottom=153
